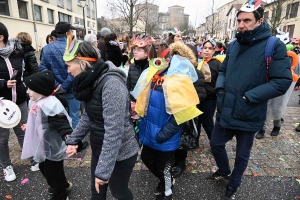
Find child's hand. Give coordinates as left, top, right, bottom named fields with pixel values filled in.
left=66, top=145, right=78, bottom=158
left=21, top=124, right=26, bottom=132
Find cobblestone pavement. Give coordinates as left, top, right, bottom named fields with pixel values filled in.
left=1, top=92, right=300, bottom=199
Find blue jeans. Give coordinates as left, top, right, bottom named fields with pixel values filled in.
left=65, top=93, right=80, bottom=129
left=197, top=100, right=216, bottom=140
left=210, top=121, right=256, bottom=190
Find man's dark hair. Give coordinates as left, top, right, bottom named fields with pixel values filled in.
left=0, top=22, right=9, bottom=44
left=237, top=6, right=264, bottom=21
left=104, top=32, right=118, bottom=45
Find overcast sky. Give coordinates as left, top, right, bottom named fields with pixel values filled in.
left=97, top=0, right=233, bottom=27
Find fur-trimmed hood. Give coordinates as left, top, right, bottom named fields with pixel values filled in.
left=169, top=41, right=198, bottom=67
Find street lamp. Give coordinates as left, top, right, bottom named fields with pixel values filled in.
left=80, top=0, right=87, bottom=38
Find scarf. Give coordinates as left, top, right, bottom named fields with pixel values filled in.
left=134, top=58, right=148, bottom=69
left=0, top=39, right=21, bottom=57
left=73, top=61, right=108, bottom=101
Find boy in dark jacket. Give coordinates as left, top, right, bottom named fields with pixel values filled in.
left=127, top=36, right=151, bottom=102
left=21, top=71, right=74, bottom=200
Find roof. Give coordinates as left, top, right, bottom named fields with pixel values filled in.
left=168, top=5, right=184, bottom=8
left=226, top=4, right=242, bottom=16
left=136, top=2, right=159, bottom=7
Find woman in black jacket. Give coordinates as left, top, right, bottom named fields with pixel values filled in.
left=16, top=32, right=38, bottom=80
left=104, top=32, right=122, bottom=67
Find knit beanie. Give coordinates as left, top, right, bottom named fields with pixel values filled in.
left=25, top=71, right=55, bottom=96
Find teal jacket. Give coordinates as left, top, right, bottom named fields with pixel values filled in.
left=215, top=22, right=292, bottom=131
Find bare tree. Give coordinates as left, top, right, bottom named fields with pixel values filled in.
left=264, top=0, right=296, bottom=35
left=203, top=0, right=222, bottom=37
left=107, top=0, right=151, bottom=36
left=136, top=1, right=158, bottom=36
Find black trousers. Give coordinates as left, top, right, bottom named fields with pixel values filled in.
left=141, top=145, right=174, bottom=196
left=91, top=153, right=137, bottom=200
left=39, top=159, right=67, bottom=200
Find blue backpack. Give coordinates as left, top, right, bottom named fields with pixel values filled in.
left=228, top=36, right=278, bottom=82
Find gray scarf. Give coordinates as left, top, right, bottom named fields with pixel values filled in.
left=0, top=38, right=22, bottom=57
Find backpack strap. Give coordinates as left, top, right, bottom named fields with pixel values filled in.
left=265, top=36, right=278, bottom=82
left=227, top=39, right=237, bottom=56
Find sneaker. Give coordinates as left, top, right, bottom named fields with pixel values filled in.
left=156, top=194, right=172, bottom=200
left=221, top=186, right=237, bottom=200
left=255, top=130, right=265, bottom=139
left=30, top=163, right=40, bottom=172
left=48, top=180, right=73, bottom=195
left=153, top=186, right=162, bottom=196
left=207, top=169, right=230, bottom=182
left=270, top=126, right=280, bottom=136
left=3, top=165, right=16, bottom=182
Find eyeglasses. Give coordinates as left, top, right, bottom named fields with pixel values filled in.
left=133, top=48, right=145, bottom=53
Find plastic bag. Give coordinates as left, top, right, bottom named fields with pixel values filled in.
left=179, top=118, right=198, bottom=150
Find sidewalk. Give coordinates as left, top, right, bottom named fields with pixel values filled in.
left=1, top=95, right=300, bottom=199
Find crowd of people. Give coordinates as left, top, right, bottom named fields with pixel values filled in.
left=0, top=0, right=299, bottom=200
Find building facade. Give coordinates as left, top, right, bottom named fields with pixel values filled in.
left=158, top=5, right=190, bottom=34
left=264, top=0, right=300, bottom=38
left=0, top=0, right=97, bottom=51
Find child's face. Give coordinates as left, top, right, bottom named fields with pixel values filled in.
left=202, top=42, right=215, bottom=58
left=27, top=88, right=43, bottom=101
left=133, top=47, right=148, bottom=61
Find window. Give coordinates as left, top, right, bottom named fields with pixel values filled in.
left=87, top=21, right=90, bottom=28
left=264, top=11, right=269, bottom=22
left=286, top=4, right=291, bottom=19
left=90, top=0, right=94, bottom=10
left=75, top=17, right=83, bottom=25
left=91, top=9, right=95, bottom=19
left=57, top=0, right=64, bottom=7
left=47, top=9, right=54, bottom=24
left=66, top=0, right=72, bottom=10
left=58, top=12, right=71, bottom=23
left=287, top=24, right=295, bottom=37
left=86, top=7, right=90, bottom=18
left=34, top=5, right=42, bottom=22
left=0, top=0, right=10, bottom=16
left=18, top=0, right=28, bottom=19
left=86, top=0, right=89, bottom=7
left=290, top=2, right=299, bottom=18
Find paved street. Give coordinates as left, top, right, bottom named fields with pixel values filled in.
left=1, top=91, right=300, bottom=199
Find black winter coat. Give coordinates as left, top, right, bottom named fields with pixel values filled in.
left=22, top=44, right=38, bottom=80
left=0, top=44, right=27, bottom=104
left=105, top=43, right=122, bottom=67
left=126, top=59, right=149, bottom=101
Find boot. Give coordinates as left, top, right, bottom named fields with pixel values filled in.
left=255, top=130, right=265, bottom=139
left=270, top=126, right=280, bottom=136
left=172, top=164, right=186, bottom=178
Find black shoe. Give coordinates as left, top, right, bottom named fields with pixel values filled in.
left=221, top=186, right=237, bottom=200
left=156, top=194, right=172, bottom=200
left=153, top=186, right=162, bottom=196
left=48, top=181, right=72, bottom=195
left=255, top=130, right=265, bottom=139
left=295, top=124, right=300, bottom=132
left=281, top=118, right=284, bottom=122
left=270, top=126, right=280, bottom=136
left=172, top=165, right=186, bottom=178
left=207, top=169, right=230, bottom=182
